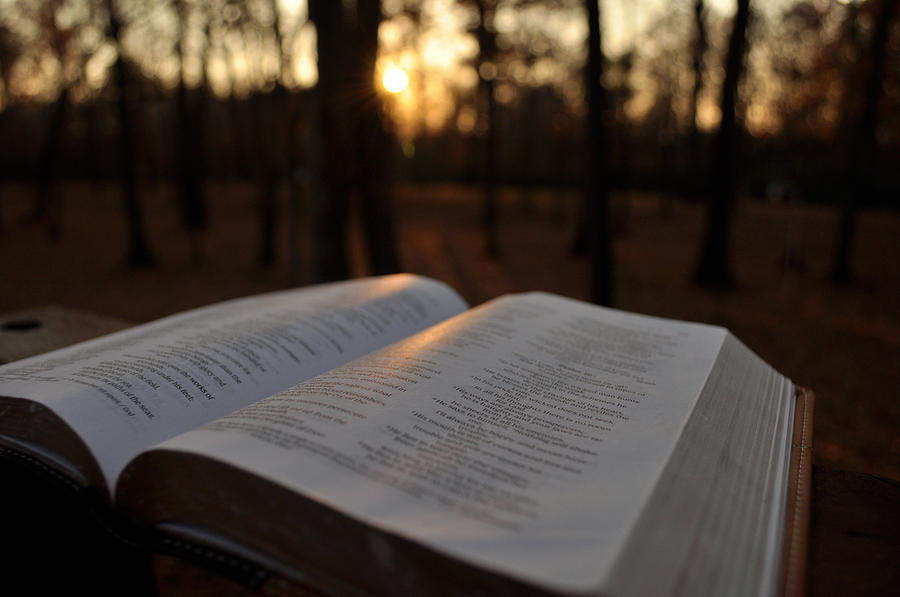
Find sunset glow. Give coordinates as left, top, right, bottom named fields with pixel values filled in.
left=0, top=0, right=867, bottom=143
left=382, top=68, right=409, bottom=94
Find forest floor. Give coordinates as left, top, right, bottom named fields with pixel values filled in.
left=1, top=180, right=898, bottom=479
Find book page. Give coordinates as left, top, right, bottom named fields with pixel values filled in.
left=0, top=275, right=467, bottom=490
left=153, top=293, right=727, bottom=593
left=601, top=334, right=794, bottom=597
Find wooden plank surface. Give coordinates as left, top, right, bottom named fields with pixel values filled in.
left=807, top=467, right=900, bottom=597
left=0, top=306, right=131, bottom=365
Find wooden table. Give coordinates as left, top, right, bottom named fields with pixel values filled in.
left=1, top=306, right=897, bottom=596
left=0, top=306, right=131, bottom=365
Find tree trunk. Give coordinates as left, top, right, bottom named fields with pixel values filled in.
left=688, top=0, right=707, bottom=179
left=107, top=0, right=153, bottom=267
left=34, top=84, right=70, bottom=239
left=584, top=0, right=612, bottom=305
left=831, top=0, right=896, bottom=283
left=286, top=91, right=306, bottom=287
left=309, top=0, right=350, bottom=282
left=252, top=90, right=279, bottom=267
left=694, top=0, right=751, bottom=288
left=263, top=0, right=307, bottom=285
left=476, top=0, right=500, bottom=257
left=85, top=96, right=103, bottom=188
left=219, top=25, right=251, bottom=179
left=175, top=0, right=207, bottom=264
left=355, top=0, right=399, bottom=275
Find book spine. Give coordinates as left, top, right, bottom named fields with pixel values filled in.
left=780, top=387, right=814, bottom=597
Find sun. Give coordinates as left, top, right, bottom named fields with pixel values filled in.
left=382, top=68, right=409, bottom=94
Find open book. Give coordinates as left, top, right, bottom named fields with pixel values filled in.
left=0, top=274, right=811, bottom=596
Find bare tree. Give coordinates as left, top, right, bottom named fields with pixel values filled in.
left=250, top=2, right=285, bottom=268
left=33, top=84, right=68, bottom=239
left=694, top=0, right=751, bottom=288
left=308, top=0, right=351, bottom=282
left=106, top=0, right=153, bottom=267
left=584, top=0, right=612, bottom=305
left=213, top=4, right=251, bottom=179
left=252, top=93, right=279, bottom=267
left=307, top=0, right=400, bottom=282
left=688, top=0, right=707, bottom=164
left=174, top=0, right=208, bottom=264
left=0, top=25, right=18, bottom=107
left=831, top=0, right=897, bottom=283
left=354, top=0, right=400, bottom=275
left=32, top=0, right=86, bottom=238
left=267, top=0, right=310, bottom=284
left=0, top=24, right=22, bottom=234
left=475, top=0, right=500, bottom=257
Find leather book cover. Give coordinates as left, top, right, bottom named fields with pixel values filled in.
left=780, top=387, right=815, bottom=597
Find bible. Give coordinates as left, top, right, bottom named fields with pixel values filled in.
left=0, top=274, right=812, bottom=596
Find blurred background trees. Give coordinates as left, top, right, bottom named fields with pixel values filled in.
left=0, top=0, right=897, bottom=285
